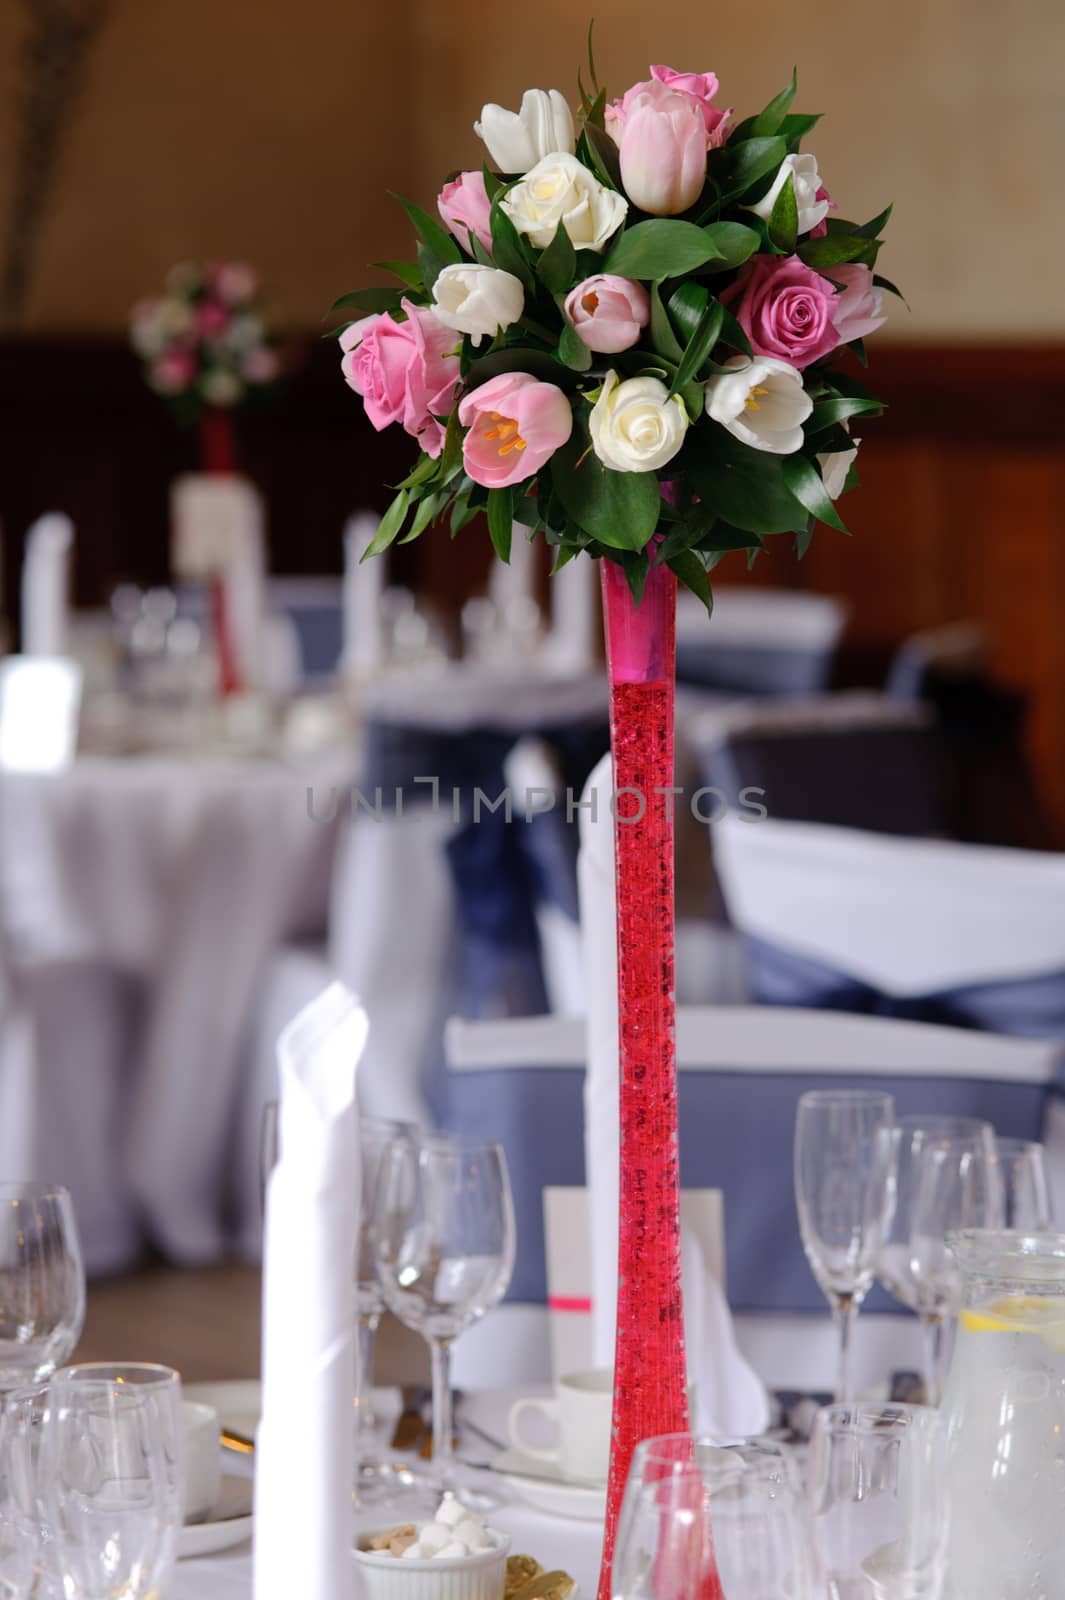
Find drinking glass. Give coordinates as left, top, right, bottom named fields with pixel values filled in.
left=372, top=1133, right=515, bottom=1487
left=0, top=1386, right=52, bottom=1598
left=808, top=1402, right=950, bottom=1599
left=795, top=1091, right=897, bottom=1402
left=908, top=1139, right=1003, bottom=1389
left=354, top=1117, right=414, bottom=1495
left=878, top=1118, right=994, bottom=1405
left=994, top=1136, right=1053, bottom=1231
left=614, top=1434, right=816, bottom=1600
left=0, top=1184, right=85, bottom=1391
left=43, top=1364, right=184, bottom=1599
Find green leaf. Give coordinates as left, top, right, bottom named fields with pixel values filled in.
left=482, top=163, right=504, bottom=201
left=582, top=84, right=607, bottom=130
left=670, top=299, right=724, bottom=397
left=667, top=281, right=709, bottom=344
left=700, top=221, right=761, bottom=271
left=873, top=273, right=906, bottom=301
left=649, top=284, right=684, bottom=364
left=717, top=303, right=752, bottom=358
left=779, top=112, right=822, bottom=143
left=768, top=172, right=798, bottom=253
left=438, top=408, right=465, bottom=481
left=603, top=220, right=722, bottom=282
left=781, top=454, right=851, bottom=533
left=549, top=544, right=578, bottom=575
left=537, top=220, right=577, bottom=296
left=558, top=321, right=593, bottom=372
left=699, top=523, right=768, bottom=553
left=402, top=490, right=446, bottom=542
left=579, top=122, right=623, bottom=192
left=667, top=551, right=714, bottom=616
left=686, top=429, right=807, bottom=535
left=797, top=234, right=879, bottom=269
left=469, top=235, right=494, bottom=267
left=371, top=261, right=423, bottom=290
left=586, top=16, right=600, bottom=93
left=794, top=523, right=815, bottom=559
left=855, top=203, right=893, bottom=239
left=328, top=287, right=403, bottom=317
left=752, top=68, right=797, bottom=137
left=551, top=426, right=661, bottom=549
left=707, top=137, right=788, bottom=207
left=618, top=550, right=650, bottom=607
left=393, top=195, right=462, bottom=266
left=806, top=395, right=884, bottom=432
left=487, top=485, right=514, bottom=561
left=490, top=203, right=535, bottom=290
left=396, top=451, right=440, bottom=491
left=362, top=490, right=410, bottom=559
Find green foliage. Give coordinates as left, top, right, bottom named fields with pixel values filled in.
left=768, top=173, right=798, bottom=252
left=489, top=204, right=535, bottom=290
left=536, top=221, right=577, bottom=296
left=551, top=425, right=661, bottom=550
left=487, top=485, right=514, bottom=560
left=781, top=455, right=851, bottom=534
left=604, top=220, right=723, bottom=281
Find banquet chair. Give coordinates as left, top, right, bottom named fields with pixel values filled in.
left=675, top=586, right=847, bottom=697
left=442, top=1006, right=1065, bottom=1393
left=266, top=577, right=343, bottom=684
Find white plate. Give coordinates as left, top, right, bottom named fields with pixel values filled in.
left=493, top=1449, right=606, bottom=1522
left=178, top=1474, right=254, bottom=1559
left=183, top=1379, right=263, bottom=1442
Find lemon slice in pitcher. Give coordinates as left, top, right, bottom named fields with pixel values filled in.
left=961, top=1296, right=1065, bottom=1347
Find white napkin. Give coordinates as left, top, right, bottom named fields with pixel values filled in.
left=577, top=752, right=769, bottom=1436
left=254, top=982, right=367, bottom=1600
left=343, top=512, right=385, bottom=679
left=21, top=513, right=73, bottom=658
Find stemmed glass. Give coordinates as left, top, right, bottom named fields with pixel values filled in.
left=808, top=1403, right=950, bottom=1598
left=372, top=1132, right=515, bottom=1491
left=795, top=1090, right=897, bottom=1403
left=354, top=1117, right=414, bottom=1496
left=0, top=1184, right=85, bottom=1391
left=878, top=1117, right=994, bottom=1405
left=908, top=1137, right=1003, bottom=1394
left=995, top=1136, right=1053, bottom=1230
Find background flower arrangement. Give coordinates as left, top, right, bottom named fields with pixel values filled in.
left=335, top=44, right=897, bottom=611
left=131, top=260, right=283, bottom=421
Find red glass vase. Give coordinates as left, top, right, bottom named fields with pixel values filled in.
left=596, top=559, right=720, bottom=1600
left=198, top=409, right=242, bottom=697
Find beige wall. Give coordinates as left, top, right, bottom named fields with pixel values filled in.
left=2, top=0, right=1062, bottom=336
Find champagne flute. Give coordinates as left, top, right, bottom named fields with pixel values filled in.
left=0, top=1184, right=85, bottom=1391
left=372, top=1133, right=515, bottom=1490
left=808, top=1403, right=950, bottom=1599
left=995, top=1136, right=1053, bottom=1230
left=879, top=1117, right=994, bottom=1405
left=908, top=1138, right=1003, bottom=1382
left=795, top=1090, right=897, bottom=1403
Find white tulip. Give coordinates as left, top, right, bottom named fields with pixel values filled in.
left=746, top=153, right=829, bottom=236
left=817, top=439, right=860, bottom=499
left=705, top=355, right=812, bottom=455
left=589, top=371, right=688, bottom=474
left=501, top=153, right=627, bottom=253
left=431, top=264, right=524, bottom=347
left=475, top=88, right=575, bottom=174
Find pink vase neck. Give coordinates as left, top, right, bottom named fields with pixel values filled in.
left=599, top=559, right=676, bottom=686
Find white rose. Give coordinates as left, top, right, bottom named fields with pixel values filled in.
left=201, top=368, right=242, bottom=407
left=705, top=355, right=812, bottom=455
left=501, top=153, right=627, bottom=253
left=589, top=370, right=688, bottom=473
left=475, top=88, right=575, bottom=175
left=746, top=153, right=829, bottom=236
left=430, top=264, right=524, bottom=347
left=817, top=439, right=860, bottom=499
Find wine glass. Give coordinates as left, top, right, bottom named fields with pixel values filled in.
left=879, top=1117, right=994, bottom=1404
left=43, top=1364, right=185, bottom=1599
left=372, top=1133, right=515, bottom=1490
left=354, top=1117, right=415, bottom=1496
left=614, top=1434, right=816, bottom=1600
left=808, top=1402, right=950, bottom=1598
left=0, top=1185, right=85, bottom=1391
left=995, top=1136, right=1053, bottom=1230
left=794, top=1090, right=897, bottom=1402
left=908, top=1138, right=1003, bottom=1387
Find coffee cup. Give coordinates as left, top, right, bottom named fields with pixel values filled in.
left=183, top=1401, right=222, bottom=1523
left=508, top=1369, right=613, bottom=1484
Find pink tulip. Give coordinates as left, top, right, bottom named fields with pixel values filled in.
left=151, top=350, right=196, bottom=393
left=607, top=67, right=730, bottom=150
left=437, top=171, right=494, bottom=254
left=459, top=372, right=572, bottom=489
left=721, top=254, right=841, bottom=369
left=827, top=263, right=888, bottom=345
left=565, top=274, right=650, bottom=353
left=616, top=82, right=707, bottom=216
left=339, top=298, right=460, bottom=458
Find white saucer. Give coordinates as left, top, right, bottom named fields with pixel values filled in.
left=492, top=1449, right=606, bottom=1522
left=178, top=1474, right=254, bottom=1559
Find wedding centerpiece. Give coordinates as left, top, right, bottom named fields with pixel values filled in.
left=334, top=44, right=894, bottom=1600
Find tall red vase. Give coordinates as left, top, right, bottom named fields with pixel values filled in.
left=596, top=560, right=718, bottom=1600
left=198, top=409, right=242, bottom=697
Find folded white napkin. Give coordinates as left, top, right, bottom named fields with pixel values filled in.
left=21, top=513, right=73, bottom=658
left=578, top=752, right=769, bottom=1437
left=343, top=512, right=385, bottom=679
left=254, top=982, right=367, bottom=1600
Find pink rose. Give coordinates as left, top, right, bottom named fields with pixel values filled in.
left=721, top=255, right=841, bottom=370
left=614, top=81, right=707, bottom=216
left=607, top=66, right=730, bottom=149
left=459, top=372, right=572, bottom=489
left=809, top=185, right=836, bottom=239
left=212, top=262, right=258, bottom=304
left=196, top=300, right=229, bottom=338
left=437, top=171, right=493, bottom=255
left=241, top=346, right=281, bottom=384
left=826, top=263, right=888, bottom=345
left=564, top=274, right=650, bottom=353
left=339, top=298, right=460, bottom=458
left=151, top=350, right=196, bottom=393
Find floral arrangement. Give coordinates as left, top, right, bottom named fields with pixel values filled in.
left=131, top=261, right=283, bottom=419
left=335, top=48, right=896, bottom=608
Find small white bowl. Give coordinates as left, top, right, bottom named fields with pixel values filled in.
left=354, top=1528, right=511, bottom=1600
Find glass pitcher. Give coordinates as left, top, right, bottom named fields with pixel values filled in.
left=941, top=1230, right=1065, bottom=1600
